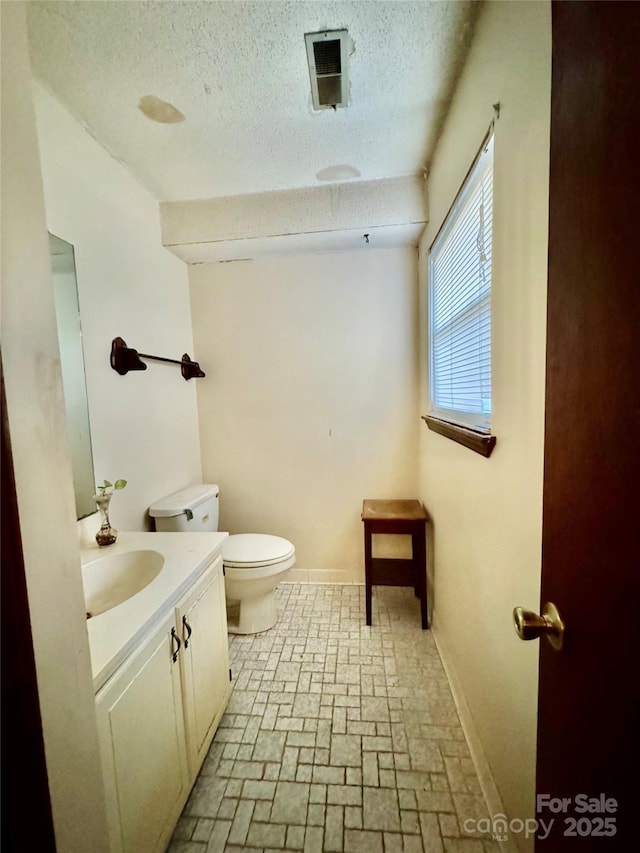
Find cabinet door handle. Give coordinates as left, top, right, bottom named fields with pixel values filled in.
left=182, top=615, right=192, bottom=648
left=171, top=627, right=181, bottom=662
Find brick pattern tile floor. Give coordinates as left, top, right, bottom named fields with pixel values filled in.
left=167, top=584, right=499, bottom=853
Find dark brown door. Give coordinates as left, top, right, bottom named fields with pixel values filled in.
left=1, top=363, right=57, bottom=852
left=535, top=3, right=640, bottom=849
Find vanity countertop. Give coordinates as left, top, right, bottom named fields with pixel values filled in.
left=82, top=531, right=228, bottom=692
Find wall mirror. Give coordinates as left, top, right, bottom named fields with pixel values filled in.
left=49, top=233, right=96, bottom=519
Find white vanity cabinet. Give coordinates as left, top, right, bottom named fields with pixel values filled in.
left=96, top=611, right=189, bottom=853
left=95, top=553, right=231, bottom=853
left=176, top=554, right=231, bottom=776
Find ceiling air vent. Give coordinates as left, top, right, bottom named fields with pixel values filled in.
left=305, top=29, right=349, bottom=110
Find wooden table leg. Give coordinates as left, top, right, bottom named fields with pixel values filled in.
left=364, top=521, right=372, bottom=626
left=413, top=530, right=420, bottom=598
left=413, top=527, right=428, bottom=629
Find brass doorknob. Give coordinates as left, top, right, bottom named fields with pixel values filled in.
left=513, top=602, right=565, bottom=650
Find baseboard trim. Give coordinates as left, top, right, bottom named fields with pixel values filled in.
left=432, top=625, right=521, bottom=853
left=284, top=568, right=364, bottom=585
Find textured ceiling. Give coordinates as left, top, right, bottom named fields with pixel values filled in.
left=28, top=1, right=477, bottom=203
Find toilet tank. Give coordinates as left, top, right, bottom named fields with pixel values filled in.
left=149, top=484, right=219, bottom=532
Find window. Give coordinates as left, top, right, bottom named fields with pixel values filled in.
left=428, top=133, right=494, bottom=437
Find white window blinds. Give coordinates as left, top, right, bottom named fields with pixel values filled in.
left=428, top=133, right=493, bottom=431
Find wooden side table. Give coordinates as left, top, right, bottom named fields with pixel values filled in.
left=361, top=499, right=429, bottom=629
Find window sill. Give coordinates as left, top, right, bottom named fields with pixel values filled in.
left=422, top=415, right=496, bottom=458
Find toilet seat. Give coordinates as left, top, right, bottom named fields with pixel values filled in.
left=223, top=533, right=295, bottom=569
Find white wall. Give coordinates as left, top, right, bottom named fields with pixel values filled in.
left=190, top=249, right=419, bottom=581
left=418, top=1, right=551, bottom=845
left=1, top=3, right=109, bottom=849
left=33, top=83, right=202, bottom=534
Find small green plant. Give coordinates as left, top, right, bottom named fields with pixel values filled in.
left=96, top=479, right=127, bottom=495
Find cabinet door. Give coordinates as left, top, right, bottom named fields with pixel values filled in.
left=178, top=556, right=231, bottom=776
left=96, top=613, right=189, bottom=853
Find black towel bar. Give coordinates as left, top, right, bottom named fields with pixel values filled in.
left=110, top=336, right=205, bottom=381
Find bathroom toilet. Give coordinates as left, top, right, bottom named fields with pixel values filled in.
left=148, top=484, right=295, bottom=634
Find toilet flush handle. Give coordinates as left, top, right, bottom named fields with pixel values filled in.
left=513, top=602, right=565, bottom=651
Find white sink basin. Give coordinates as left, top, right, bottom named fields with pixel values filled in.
left=83, top=549, right=164, bottom=618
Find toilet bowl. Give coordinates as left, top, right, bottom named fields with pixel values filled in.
left=148, top=484, right=295, bottom=634
left=223, top=534, right=295, bottom=634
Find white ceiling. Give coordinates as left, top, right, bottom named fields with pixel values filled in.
left=28, top=1, right=478, bottom=204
